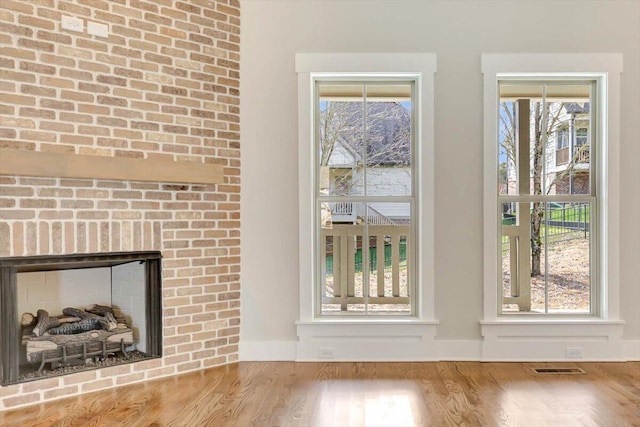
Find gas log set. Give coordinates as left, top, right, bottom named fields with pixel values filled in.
left=21, top=305, right=133, bottom=375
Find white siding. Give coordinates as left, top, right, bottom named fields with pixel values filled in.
left=327, top=143, right=357, bottom=167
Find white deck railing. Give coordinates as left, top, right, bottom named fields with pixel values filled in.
left=502, top=221, right=531, bottom=311
left=328, top=202, right=397, bottom=225
left=321, top=224, right=410, bottom=310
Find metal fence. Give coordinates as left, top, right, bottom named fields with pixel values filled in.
left=502, top=202, right=589, bottom=252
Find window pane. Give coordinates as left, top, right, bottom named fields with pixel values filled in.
left=501, top=202, right=534, bottom=313
left=318, top=85, right=364, bottom=196
left=501, top=201, right=591, bottom=314
left=499, top=83, right=592, bottom=197
left=546, top=85, right=591, bottom=195
left=319, top=203, right=365, bottom=315
left=499, top=100, right=518, bottom=195
left=501, top=202, right=517, bottom=307
left=366, top=202, right=411, bottom=314
left=320, top=202, right=411, bottom=315
left=365, top=85, right=412, bottom=196
left=529, top=201, right=548, bottom=312
left=544, top=202, right=591, bottom=313
left=499, top=96, right=544, bottom=196
left=521, top=97, right=544, bottom=197
left=320, top=233, right=341, bottom=313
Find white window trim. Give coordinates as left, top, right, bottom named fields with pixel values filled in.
left=481, top=54, right=625, bottom=360
left=295, top=53, right=437, bottom=361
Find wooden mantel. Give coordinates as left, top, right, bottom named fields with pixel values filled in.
left=0, top=148, right=224, bottom=185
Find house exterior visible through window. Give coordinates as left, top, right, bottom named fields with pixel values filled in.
left=315, top=79, right=416, bottom=316
left=576, top=127, right=589, bottom=147
left=498, top=80, right=596, bottom=314
left=556, top=129, right=569, bottom=150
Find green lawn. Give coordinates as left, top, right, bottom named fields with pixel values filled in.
left=547, top=205, right=590, bottom=222
left=502, top=204, right=590, bottom=225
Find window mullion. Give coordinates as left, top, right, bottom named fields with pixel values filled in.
left=541, top=85, right=549, bottom=313
left=362, top=84, right=367, bottom=197
left=362, top=85, right=369, bottom=313
left=514, top=99, right=532, bottom=312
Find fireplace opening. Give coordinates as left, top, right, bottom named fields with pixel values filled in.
left=0, top=252, right=162, bottom=386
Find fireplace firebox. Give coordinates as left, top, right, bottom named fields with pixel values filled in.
left=0, top=252, right=162, bottom=386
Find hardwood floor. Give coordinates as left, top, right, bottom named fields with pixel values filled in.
left=2, top=361, right=639, bottom=426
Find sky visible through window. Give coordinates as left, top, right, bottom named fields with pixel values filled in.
left=499, top=101, right=513, bottom=164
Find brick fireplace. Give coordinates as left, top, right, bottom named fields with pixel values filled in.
left=0, top=0, right=240, bottom=410
left=1, top=251, right=163, bottom=386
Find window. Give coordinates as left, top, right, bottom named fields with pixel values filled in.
left=498, top=80, right=596, bottom=314
left=556, top=129, right=569, bottom=149
left=316, top=79, right=416, bottom=315
left=296, top=54, right=436, bottom=329
left=483, top=54, right=623, bottom=324
left=576, top=127, right=589, bottom=147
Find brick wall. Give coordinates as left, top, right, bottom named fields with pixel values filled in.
left=0, top=0, right=240, bottom=410
left=554, top=172, right=589, bottom=195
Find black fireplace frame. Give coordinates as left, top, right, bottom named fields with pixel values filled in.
left=0, top=251, right=162, bottom=386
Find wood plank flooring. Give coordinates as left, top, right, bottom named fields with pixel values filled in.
left=2, top=361, right=639, bottom=426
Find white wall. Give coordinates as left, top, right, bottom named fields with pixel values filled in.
left=240, top=1, right=640, bottom=356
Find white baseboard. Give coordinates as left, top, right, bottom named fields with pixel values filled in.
left=240, top=337, right=640, bottom=362
left=243, top=339, right=483, bottom=361
left=436, top=340, right=482, bottom=360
